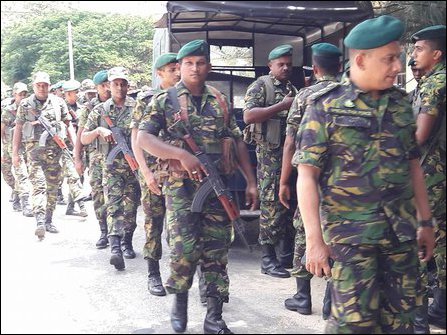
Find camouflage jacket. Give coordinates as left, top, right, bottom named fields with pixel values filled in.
left=139, top=81, right=242, bottom=155
left=1, top=98, right=18, bottom=142
left=293, top=79, right=420, bottom=245
left=286, top=75, right=338, bottom=139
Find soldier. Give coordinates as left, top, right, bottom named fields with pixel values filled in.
left=132, top=53, right=179, bottom=296
left=294, top=15, right=435, bottom=333
left=13, top=72, right=77, bottom=239
left=243, top=44, right=298, bottom=278
left=81, top=67, right=140, bottom=270
left=411, top=24, right=446, bottom=330
left=75, top=70, right=111, bottom=248
left=280, top=43, right=342, bottom=319
left=137, top=40, right=257, bottom=334
left=61, top=79, right=88, bottom=217
left=127, top=80, right=141, bottom=99
left=79, top=79, right=97, bottom=104
left=1, top=82, right=33, bottom=216
left=50, top=81, right=65, bottom=99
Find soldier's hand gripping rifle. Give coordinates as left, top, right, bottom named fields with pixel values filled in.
left=102, top=115, right=139, bottom=178
left=172, top=121, right=252, bottom=252
left=28, top=108, right=74, bottom=162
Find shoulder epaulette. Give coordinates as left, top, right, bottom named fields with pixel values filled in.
left=306, top=82, right=341, bottom=104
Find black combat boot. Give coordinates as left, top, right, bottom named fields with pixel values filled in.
left=96, top=219, right=109, bottom=249
left=12, top=192, right=22, bottom=211
left=428, top=288, right=446, bottom=329
left=322, top=282, right=332, bottom=320
left=414, top=294, right=430, bottom=334
left=203, top=297, right=233, bottom=334
left=109, top=235, right=125, bottom=270
left=197, top=266, right=207, bottom=306
left=35, top=213, right=46, bottom=240
left=278, top=236, right=294, bottom=269
left=171, top=292, right=188, bottom=333
left=261, top=244, right=290, bottom=278
left=45, top=211, right=59, bottom=233
left=147, top=258, right=166, bottom=296
left=20, top=195, right=33, bottom=217
left=284, top=277, right=312, bottom=315
left=121, top=231, right=136, bottom=259
left=56, top=187, right=66, bottom=205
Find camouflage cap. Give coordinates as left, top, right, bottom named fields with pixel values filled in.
left=108, top=67, right=129, bottom=82
left=127, top=80, right=140, bottom=95
left=80, top=79, right=96, bottom=93
left=154, top=53, right=178, bottom=69
left=411, top=25, right=446, bottom=43
left=13, top=82, right=28, bottom=94
left=268, top=44, right=293, bottom=61
left=311, top=43, right=342, bottom=57
left=177, top=40, right=209, bottom=61
left=62, top=79, right=81, bottom=92
left=93, top=70, right=109, bottom=85
left=33, top=71, right=51, bottom=85
left=344, top=15, right=404, bottom=49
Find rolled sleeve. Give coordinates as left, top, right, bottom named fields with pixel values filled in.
left=138, top=97, right=164, bottom=136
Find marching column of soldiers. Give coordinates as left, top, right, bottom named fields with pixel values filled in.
left=1, top=16, right=445, bottom=335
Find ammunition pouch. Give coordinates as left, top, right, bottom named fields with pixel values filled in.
left=243, top=118, right=284, bottom=149
left=22, top=121, right=35, bottom=142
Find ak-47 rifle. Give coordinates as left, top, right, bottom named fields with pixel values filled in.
left=28, top=108, right=74, bottom=162
left=102, top=115, right=139, bottom=178
left=170, top=120, right=252, bottom=252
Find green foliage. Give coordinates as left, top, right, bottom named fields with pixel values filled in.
left=1, top=10, right=154, bottom=86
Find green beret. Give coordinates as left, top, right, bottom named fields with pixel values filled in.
left=93, top=70, right=108, bottom=85
left=268, top=44, right=293, bottom=61
left=311, top=43, right=342, bottom=57
left=50, top=81, right=64, bottom=91
left=62, top=79, right=81, bottom=92
left=411, top=25, right=446, bottom=43
left=155, top=53, right=178, bottom=69
left=177, top=40, right=209, bottom=61
left=344, top=15, right=404, bottom=49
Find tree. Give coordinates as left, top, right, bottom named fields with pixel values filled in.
left=1, top=10, right=154, bottom=86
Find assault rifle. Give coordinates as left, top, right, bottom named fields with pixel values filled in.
left=172, top=121, right=252, bottom=252
left=102, top=115, right=139, bottom=178
left=28, top=108, right=73, bottom=162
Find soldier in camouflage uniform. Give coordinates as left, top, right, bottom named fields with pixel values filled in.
left=137, top=40, right=257, bottom=334
left=78, top=79, right=97, bottom=104
left=280, top=43, right=342, bottom=319
left=411, top=25, right=446, bottom=330
left=75, top=70, right=111, bottom=249
left=243, top=44, right=298, bottom=278
left=294, top=16, right=435, bottom=333
left=61, top=79, right=87, bottom=217
left=1, top=82, right=33, bottom=216
left=132, top=53, right=179, bottom=296
left=82, top=67, right=139, bottom=270
left=13, top=72, right=77, bottom=240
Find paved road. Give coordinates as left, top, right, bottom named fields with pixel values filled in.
left=1, top=179, right=329, bottom=334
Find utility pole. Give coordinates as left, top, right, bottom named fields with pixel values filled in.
left=68, top=20, right=74, bottom=79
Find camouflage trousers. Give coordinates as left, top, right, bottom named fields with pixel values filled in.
left=140, top=174, right=166, bottom=261
left=1, top=144, right=15, bottom=190
left=256, top=145, right=294, bottom=245
left=163, top=177, right=231, bottom=300
left=434, top=218, right=446, bottom=289
left=88, top=151, right=106, bottom=222
left=103, top=166, right=139, bottom=237
left=290, top=209, right=312, bottom=279
left=325, top=240, right=418, bottom=334
left=60, top=152, right=83, bottom=201
left=25, top=143, right=62, bottom=216
left=6, top=142, right=31, bottom=197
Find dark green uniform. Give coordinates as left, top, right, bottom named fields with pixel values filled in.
left=294, top=79, right=421, bottom=333
left=139, top=81, right=241, bottom=299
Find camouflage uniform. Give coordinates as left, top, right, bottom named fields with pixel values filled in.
left=132, top=89, right=166, bottom=261
left=78, top=96, right=106, bottom=224
left=16, top=94, right=71, bottom=228
left=286, top=75, right=338, bottom=278
left=244, top=73, right=297, bottom=246
left=139, top=81, right=241, bottom=299
left=415, top=62, right=446, bottom=290
left=1, top=98, right=31, bottom=197
left=84, top=97, right=139, bottom=238
left=294, top=79, right=421, bottom=333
